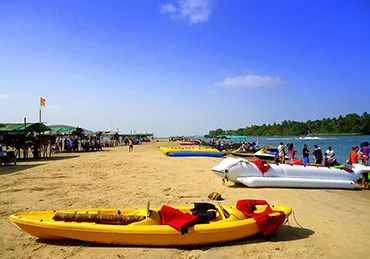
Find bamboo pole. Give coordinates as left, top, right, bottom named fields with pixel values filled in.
left=53, top=213, right=146, bottom=225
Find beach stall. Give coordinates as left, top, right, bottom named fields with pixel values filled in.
left=47, top=125, right=96, bottom=152
left=0, top=122, right=50, bottom=160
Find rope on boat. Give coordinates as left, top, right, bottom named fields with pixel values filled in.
left=286, top=209, right=303, bottom=228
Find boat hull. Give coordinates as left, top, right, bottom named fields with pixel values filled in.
left=212, top=157, right=367, bottom=189
left=160, top=147, right=229, bottom=157
left=231, top=150, right=255, bottom=157
left=9, top=205, right=291, bottom=246
left=179, top=141, right=200, bottom=145
left=238, top=177, right=356, bottom=189
left=167, top=152, right=226, bottom=157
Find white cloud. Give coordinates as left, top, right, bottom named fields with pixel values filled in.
left=215, top=74, right=284, bottom=89
left=0, top=94, right=11, bottom=100
left=161, top=3, right=177, bottom=13
left=160, top=0, right=212, bottom=24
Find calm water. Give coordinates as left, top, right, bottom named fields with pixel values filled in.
left=198, top=135, right=370, bottom=164
left=244, top=135, right=370, bottom=164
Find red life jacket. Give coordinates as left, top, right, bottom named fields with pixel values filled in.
left=236, top=199, right=286, bottom=236
left=159, top=205, right=199, bottom=234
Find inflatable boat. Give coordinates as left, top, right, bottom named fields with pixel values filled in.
left=212, top=157, right=370, bottom=189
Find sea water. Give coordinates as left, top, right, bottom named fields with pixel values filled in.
left=249, top=135, right=370, bottom=164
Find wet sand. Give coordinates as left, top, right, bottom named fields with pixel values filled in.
left=1, top=141, right=369, bottom=258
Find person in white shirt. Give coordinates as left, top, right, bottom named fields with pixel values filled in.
left=278, top=142, right=286, bottom=164
left=324, top=146, right=338, bottom=166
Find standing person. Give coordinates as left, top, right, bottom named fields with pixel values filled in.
left=128, top=138, right=134, bottom=152
left=312, top=144, right=323, bottom=165
left=357, top=144, right=368, bottom=189
left=255, top=139, right=260, bottom=150
left=347, top=145, right=359, bottom=165
left=278, top=142, right=286, bottom=164
left=240, top=142, right=246, bottom=151
left=302, top=144, right=310, bottom=164
left=360, top=141, right=369, bottom=166
left=64, top=138, right=69, bottom=152
left=287, top=143, right=295, bottom=161
left=70, top=138, right=75, bottom=153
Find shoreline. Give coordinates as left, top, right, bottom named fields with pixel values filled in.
left=1, top=141, right=370, bottom=258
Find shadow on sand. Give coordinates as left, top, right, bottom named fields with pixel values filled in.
left=0, top=155, right=79, bottom=175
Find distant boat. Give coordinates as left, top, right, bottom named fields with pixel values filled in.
left=298, top=130, right=320, bottom=140
left=299, top=136, right=320, bottom=140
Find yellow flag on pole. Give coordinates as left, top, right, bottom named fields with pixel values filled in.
left=40, top=97, right=46, bottom=107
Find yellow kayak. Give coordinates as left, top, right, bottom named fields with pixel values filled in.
left=9, top=201, right=291, bottom=246
left=159, top=147, right=230, bottom=157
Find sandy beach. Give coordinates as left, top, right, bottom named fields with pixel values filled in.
left=1, top=140, right=369, bottom=259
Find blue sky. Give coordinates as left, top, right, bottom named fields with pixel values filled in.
left=1, top=0, right=369, bottom=137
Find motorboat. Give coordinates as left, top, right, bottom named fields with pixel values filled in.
left=254, top=146, right=289, bottom=160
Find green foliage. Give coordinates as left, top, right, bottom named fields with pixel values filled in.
left=208, top=113, right=370, bottom=136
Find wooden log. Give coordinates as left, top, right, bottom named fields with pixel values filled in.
left=53, top=212, right=146, bottom=225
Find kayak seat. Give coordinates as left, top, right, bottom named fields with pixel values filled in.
left=191, top=202, right=217, bottom=223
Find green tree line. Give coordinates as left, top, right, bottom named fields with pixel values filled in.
left=209, top=112, right=370, bottom=136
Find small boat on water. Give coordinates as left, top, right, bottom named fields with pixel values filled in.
left=212, top=157, right=370, bottom=189
left=159, top=147, right=229, bottom=157
left=9, top=201, right=291, bottom=246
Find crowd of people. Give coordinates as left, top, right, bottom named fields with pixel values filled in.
left=275, top=141, right=369, bottom=189
left=276, top=142, right=341, bottom=166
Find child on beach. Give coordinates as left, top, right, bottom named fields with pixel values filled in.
left=129, top=138, right=134, bottom=152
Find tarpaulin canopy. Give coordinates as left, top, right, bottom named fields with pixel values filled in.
left=47, top=125, right=95, bottom=135
left=0, top=123, right=50, bottom=132
left=118, top=133, right=153, bottom=138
